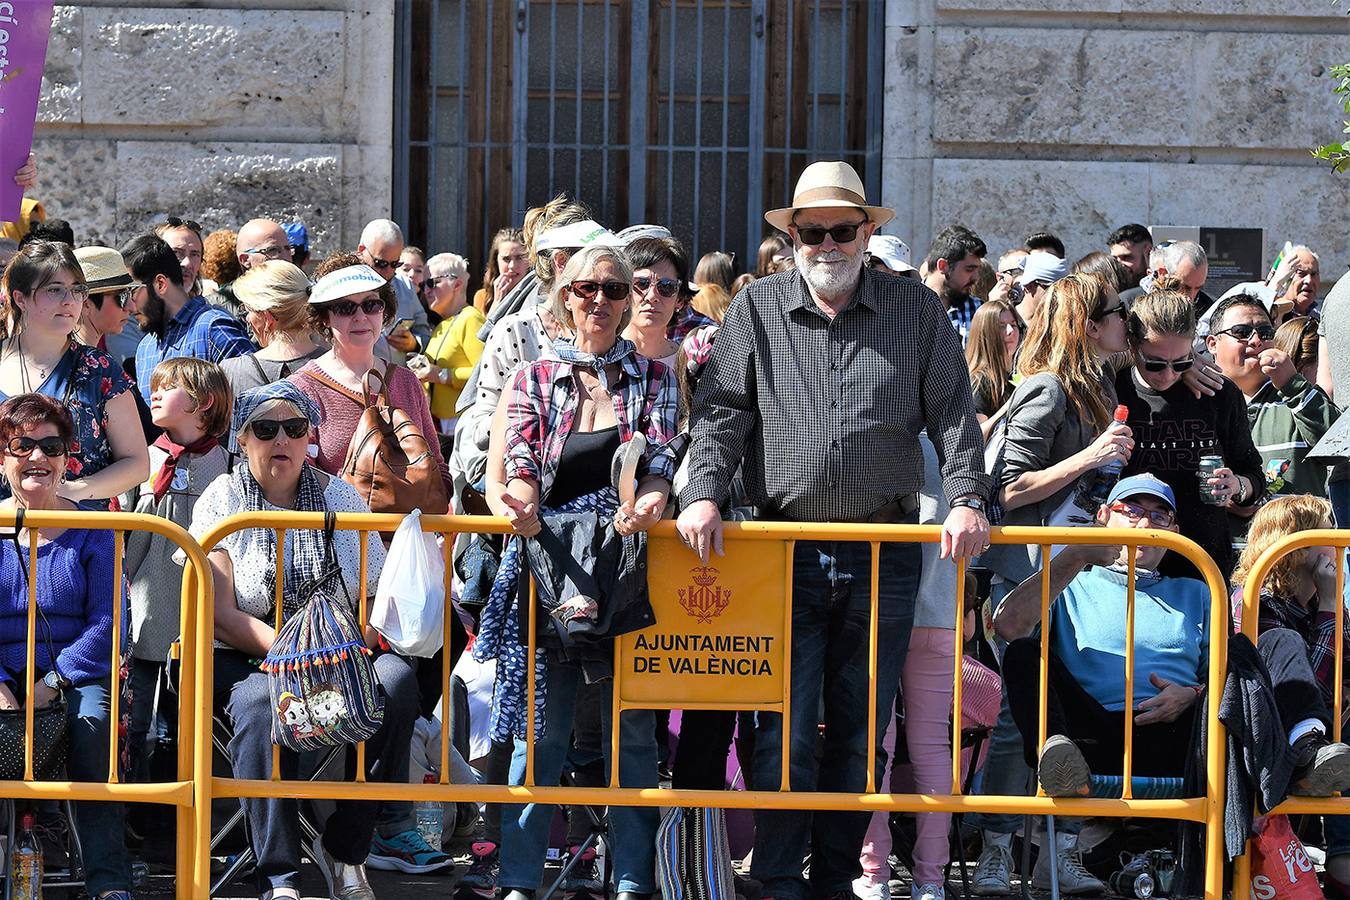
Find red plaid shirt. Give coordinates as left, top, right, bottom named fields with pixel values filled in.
left=1233, top=589, right=1350, bottom=709
left=503, top=342, right=678, bottom=501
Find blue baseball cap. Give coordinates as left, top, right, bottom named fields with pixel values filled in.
left=1106, top=474, right=1176, bottom=512
left=283, top=221, right=309, bottom=250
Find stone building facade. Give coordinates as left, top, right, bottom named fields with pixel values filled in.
left=31, top=0, right=1350, bottom=283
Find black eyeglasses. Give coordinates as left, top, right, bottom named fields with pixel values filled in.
left=567, top=280, right=631, bottom=301
left=633, top=276, right=680, bottom=298
left=367, top=257, right=400, bottom=272
left=793, top=220, right=868, bottom=246
left=1093, top=303, right=1127, bottom=321
left=1140, top=353, right=1195, bottom=373
left=327, top=297, right=386, bottom=317
left=248, top=418, right=311, bottom=441
left=7, top=436, right=68, bottom=458
left=1215, top=323, right=1275, bottom=343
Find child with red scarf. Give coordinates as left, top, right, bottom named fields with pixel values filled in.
left=120, top=357, right=232, bottom=787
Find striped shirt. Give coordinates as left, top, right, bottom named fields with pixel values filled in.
left=135, top=295, right=255, bottom=399
left=680, top=267, right=990, bottom=521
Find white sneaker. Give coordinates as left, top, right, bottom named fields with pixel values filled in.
left=310, top=835, right=376, bottom=900
left=971, top=842, right=1014, bottom=895
left=911, top=884, right=944, bottom=900
left=1030, top=834, right=1106, bottom=895
left=853, top=875, right=889, bottom=900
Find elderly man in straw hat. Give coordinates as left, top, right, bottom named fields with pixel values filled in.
left=677, top=160, right=991, bottom=900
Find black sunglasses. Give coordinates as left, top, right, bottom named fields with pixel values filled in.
left=567, top=280, right=631, bottom=302
left=248, top=417, right=311, bottom=441
left=368, top=257, right=400, bottom=271
left=793, top=220, right=867, bottom=246
left=1093, top=303, right=1127, bottom=321
left=1140, top=354, right=1195, bottom=373
left=90, top=285, right=142, bottom=310
left=1215, top=323, right=1275, bottom=342
left=328, top=297, right=386, bottom=317
left=7, top=436, right=68, bottom=458
left=633, top=276, right=680, bottom=298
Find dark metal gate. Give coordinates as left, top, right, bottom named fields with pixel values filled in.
left=395, top=0, right=882, bottom=275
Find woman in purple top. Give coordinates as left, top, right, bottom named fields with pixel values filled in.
left=0, top=393, right=132, bottom=900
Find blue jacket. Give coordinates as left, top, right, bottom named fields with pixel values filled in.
left=0, top=528, right=125, bottom=688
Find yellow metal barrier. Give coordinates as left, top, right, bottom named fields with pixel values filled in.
left=0, top=509, right=212, bottom=900
left=190, top=513, right=1231, bottom=899
left=1234, top=528, right=1350, bottom=899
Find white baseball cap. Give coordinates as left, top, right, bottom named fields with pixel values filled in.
left=866, top=235, right=916, bottom=274
left=534, top=220, right=627, bottom=253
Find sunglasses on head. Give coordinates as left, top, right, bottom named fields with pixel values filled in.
left=792, top=220, right=867, bottom=246
left=1216, top=322, right=1275, bottom=342
left=327, top=296, right=385, bottom=317
left=566, top=280, right=631, bottom=302
left=368, top=257, right=400, bottom=271
left=7, top=436, right=68, bottom=458
left=633, top=276, right=680, bottom=298
left=1140, top=353, right=1195, bottom=373
left=248, top=417, right=311, bottom=441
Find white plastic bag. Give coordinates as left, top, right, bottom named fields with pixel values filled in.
left=371, top=509, right=445, bottom=657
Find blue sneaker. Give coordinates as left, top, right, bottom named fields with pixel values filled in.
left=365, top=828, right=455, bottom=874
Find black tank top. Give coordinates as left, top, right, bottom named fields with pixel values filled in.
left=546, top=425, right=620, bottom=507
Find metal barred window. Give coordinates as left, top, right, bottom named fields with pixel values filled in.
left=394, top=0, right=882, bottom=275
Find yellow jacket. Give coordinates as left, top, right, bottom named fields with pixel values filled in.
left=423, top=305, right=486, bottom=418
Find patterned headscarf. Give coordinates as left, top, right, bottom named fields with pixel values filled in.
left=229, top=381, right=321, bottom=454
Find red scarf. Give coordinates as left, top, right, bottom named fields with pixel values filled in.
left=151, top=432, right=219, bottom=501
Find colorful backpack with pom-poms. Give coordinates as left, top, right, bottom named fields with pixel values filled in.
left=262, top=512, right=385, bottom=752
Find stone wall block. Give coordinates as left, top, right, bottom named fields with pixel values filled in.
left=37, top=5, right=81, bottom=123
left=938, top=0, right=1338, bottom=15
left=933, top=28, right=1193, bottom=148
left=1192, top=32, right=1349, bottom=149
left=81, top=8, right=347, bottom=131
left=27, top=137, right=117, bottom=246
left=111, top=142, right=345, bottom=255
left=929, top=158, right=1149, bottom=262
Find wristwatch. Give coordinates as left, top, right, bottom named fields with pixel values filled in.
left=951, top=496, right=987, bottom=514
left=42, top=670, right=69, bottom=692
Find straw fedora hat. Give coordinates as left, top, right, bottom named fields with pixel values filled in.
left=73, top=246, right=135, bottom=292
left=764, top=161, right=895, bottom=233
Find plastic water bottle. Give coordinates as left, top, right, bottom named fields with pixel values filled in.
left=11, top=811, right=44, bottom=900
left=415, top=773, right=443, bottom=852
left=1100, top=404, right=1131, bottom=478
left=1085, top=405, right=1131, bottom=509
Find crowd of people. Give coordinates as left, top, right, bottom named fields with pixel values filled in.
left=3, top=147, right=1350, bottom=900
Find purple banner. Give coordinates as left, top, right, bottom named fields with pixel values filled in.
left=0, top=0, right=55, bottom=222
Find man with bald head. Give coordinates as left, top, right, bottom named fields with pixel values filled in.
left=235, top=218, right=293, bottom=272
left=359, top=218, right=431, bottom=361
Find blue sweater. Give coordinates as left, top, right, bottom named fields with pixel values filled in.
left=0, top=528, right=124, bottom=688
left=1051, top=565, right=1210, bottom=712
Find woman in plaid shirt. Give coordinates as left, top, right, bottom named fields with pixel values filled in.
left=478, top=243, right=677, bottom=900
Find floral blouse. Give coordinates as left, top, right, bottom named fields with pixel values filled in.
left=0, top=343, right=134, bottom=510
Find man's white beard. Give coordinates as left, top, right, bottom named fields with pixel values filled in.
left=795, top=245, right=864, bottom=298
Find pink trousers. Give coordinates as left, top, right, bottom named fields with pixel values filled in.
left=858, top=627, right=989, bottom=887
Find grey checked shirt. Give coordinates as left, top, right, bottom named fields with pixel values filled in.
left=680, top=268, right=991, bottom=522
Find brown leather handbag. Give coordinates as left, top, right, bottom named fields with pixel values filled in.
left=313, top=366, right=449, bottom=515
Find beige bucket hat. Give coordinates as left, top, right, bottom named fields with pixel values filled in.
left=764, top=160, right=895, bottom=233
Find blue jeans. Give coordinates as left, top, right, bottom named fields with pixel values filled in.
left=65, top=679, right=131, bottom=895
left=749, top=540, right=918, bottom=900
left=499, top=661, right=659, bottom=894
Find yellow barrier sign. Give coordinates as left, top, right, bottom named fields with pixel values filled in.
left=619, top=537, right=787, bottom=707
